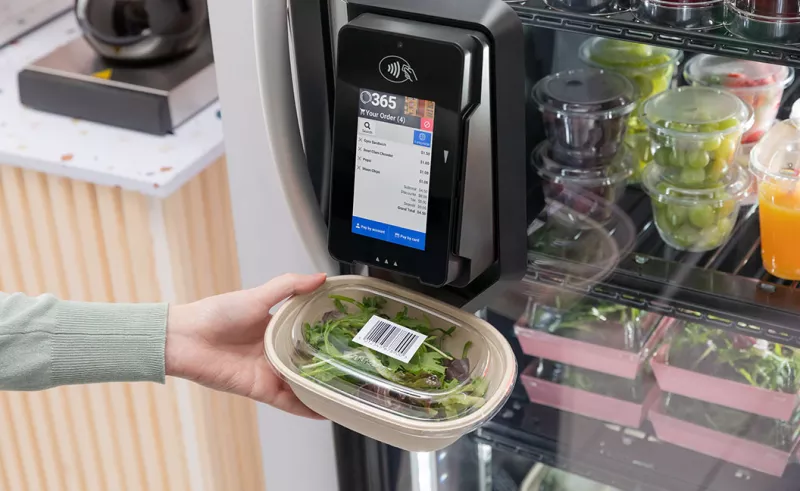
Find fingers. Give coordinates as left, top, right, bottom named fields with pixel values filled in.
left=253, top=273, right=326, bottom=309
left=270, top=389, right=326, bottom=420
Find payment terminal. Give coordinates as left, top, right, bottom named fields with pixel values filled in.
left=327, top=0, right=526, bottom=308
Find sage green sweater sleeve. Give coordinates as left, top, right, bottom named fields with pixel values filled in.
left=0, top=292, right=168, bottom=391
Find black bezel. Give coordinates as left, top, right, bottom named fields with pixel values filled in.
left=328, top=20, right=475, bottom=286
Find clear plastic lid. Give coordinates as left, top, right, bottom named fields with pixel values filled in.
left=642, top=160, right=752, bottom=205
left=579, top=37, right=683, bottom=71
left=517, top=287, right=661, bottom=353
left=750, top=118, right=800, bottom=182
left=279, top=278, right=510, bottom=422
left=532, top=68, right=637, bottom=117
left=527, top=186, right=636, bottom=289
left=533, top=142, right=632, bottom=187
left=640, top=86, right=754, bottom=139
left=684, top=54, right=795, bottom=92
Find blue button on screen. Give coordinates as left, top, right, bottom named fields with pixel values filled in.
left=413, top=130, right=431, bottom=148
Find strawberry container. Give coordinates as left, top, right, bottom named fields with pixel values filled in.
left=650, top=319, right=800, bottom=421
left=514, top=287, right=664, bottom=379
left=520, top=359, right=660, bottom=428
left=649, top=394, right=800, bottom=476
left=264, top=275, right=517, bottom=452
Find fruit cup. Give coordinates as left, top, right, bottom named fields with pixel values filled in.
left=637, top=0, right=725, bottom=29
left=579, top=38, right=683, bottom=183
left=750, top=119, right=800, bottom=280
left=642, top=162, right=752, bottom=252
left=640, top=86, right=753, bottom=189
left=532, top=68, right=637, bottom=169
left=725, top=0, right=800, bottom=44
left=683, top=55, right=794, bottom=145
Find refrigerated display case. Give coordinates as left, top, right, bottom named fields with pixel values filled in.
left=206, top=0, right=800, bottom=489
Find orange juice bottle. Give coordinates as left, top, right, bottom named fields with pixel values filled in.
left=751, top=117, right=800, bottom=280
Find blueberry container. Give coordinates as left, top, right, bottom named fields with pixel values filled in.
left=640, top=86, right=753, bottom=189
left=532, top=142, right=632, bottom=207
left=533, top=68, right=637, bottom=169
left=264, top=275, right=517, bottom=452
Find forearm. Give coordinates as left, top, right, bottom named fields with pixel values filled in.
left=0, top=292, right=168, bottom=391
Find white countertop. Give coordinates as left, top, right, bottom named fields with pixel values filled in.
left=0, top=13, right=224, bottom=198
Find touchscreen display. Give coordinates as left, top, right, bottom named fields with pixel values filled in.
left=351, top=89, right=435, bottom=251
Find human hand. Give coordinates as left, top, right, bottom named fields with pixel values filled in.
left=165, top=273, right=327, bottom=418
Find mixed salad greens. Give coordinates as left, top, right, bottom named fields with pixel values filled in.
left=666, top=322, right=800, bottom=394
left=297, top=294, right=488, bottom=420
left=663, top=393, right=800, bottom=451
left=528, top=296, right=653, bottom=352
left=534, top=357, right=653, bottom=403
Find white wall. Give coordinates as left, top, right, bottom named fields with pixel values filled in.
left=206, top=0, right=340, bottom=489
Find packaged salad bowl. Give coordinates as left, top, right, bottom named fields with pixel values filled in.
left=683, top=55, right=794, bottom=145
left=264, top=275, right=517, bottom=452
left=640, top=86, right=753, bottom=189
left=515, top=289, right=664, bottom=379
left=650, top=319, right=800, bottom=421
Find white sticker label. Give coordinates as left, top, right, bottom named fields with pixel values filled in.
left=352, top=315, right=427, bottom=364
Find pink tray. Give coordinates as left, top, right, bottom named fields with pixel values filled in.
left=649, top=400, right=799, bottom=477
left=650, top=343, right=799, bottom=421
left=520, top=364, right=660, bottom=428
left=515, top=312, right=666, bottom=380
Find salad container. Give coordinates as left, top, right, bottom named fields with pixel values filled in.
left=520, top=359, right=660, bottom=428
left=579, top=38, right=683, bottom=183
left=683, top=55, right=794, bottom=145
left=649, top=394, right=800, bottom=476
left=521, top=463, right=622, bottom=491
left=725, top=0, right=800, bottom=44
left=532, top=142, right=632, bottom=205
left=650, top=320, right=800, bottom=421
left=514, top=287, right=664, bottom=379
left=532, top=68, right=637, bottom=168
left=527, top=187, right=636, bottom=289
left=636, top=0, right=725, bottom=29
left=264, top=275, right=517, bottom=452
left=642, top=162, right=751, bottom=252
left=750, top=118, right=800, bottom=280
left=641, top=86, right=753, bottom=189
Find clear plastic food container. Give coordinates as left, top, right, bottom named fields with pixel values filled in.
left=264, top=275, right=517, bottom=452
left=661, top=392, right=800, bottom=452
left=579, top=38, right=683, bottom=183
left=642, top=161, right=751, bottom=252
left=532, top=68, right=637, bottom=168
left=750, top=118, right=800, bottom=280
left=641, top=86, right=753, bottom=189
left=528, top=186, right=636, bottom=289
left=636, top=0, right=725, bottom=29
left=684, top=55, right=794, bottom=145
left=725, top=0, right=800, bottom=44
left=532, top=142, right=632, bottom=205
left=520, top=358, right=659, bottom=427
left=651, top=320, right=800, bottom=421
left=544, top=0, right=629, bottom=15
left=514, top=287, right=664, bottom=378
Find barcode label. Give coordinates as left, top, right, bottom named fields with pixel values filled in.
left=352, top=316, right=427, bottom=363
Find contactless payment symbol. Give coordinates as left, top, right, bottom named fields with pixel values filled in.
left=379, top=55, right=417, bottom=84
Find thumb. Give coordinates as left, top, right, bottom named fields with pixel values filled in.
left=252, top=273, right=327, bottom=308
